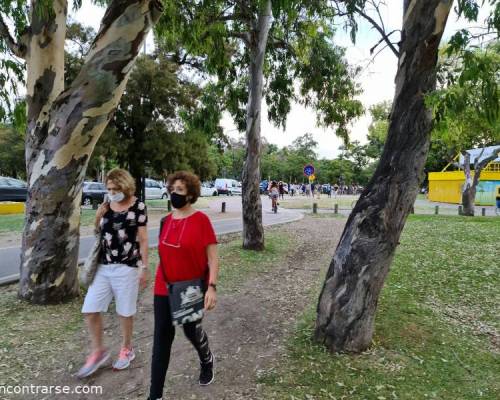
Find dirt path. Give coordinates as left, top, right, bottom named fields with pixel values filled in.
left=31, top=216, right=345, bottom=400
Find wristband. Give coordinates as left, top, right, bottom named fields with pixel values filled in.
left=208, top=283, right=217, bottom=291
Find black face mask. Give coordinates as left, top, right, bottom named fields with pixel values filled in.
left=170, top=192, right=189, bottom=209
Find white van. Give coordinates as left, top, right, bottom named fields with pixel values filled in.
left=214, top=178, right=241, bottom=196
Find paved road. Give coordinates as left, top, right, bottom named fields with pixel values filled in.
left=0, top=205, right=303, bottom=285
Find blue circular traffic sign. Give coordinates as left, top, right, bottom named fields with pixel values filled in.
left=303, top=164, right=315, bottom=176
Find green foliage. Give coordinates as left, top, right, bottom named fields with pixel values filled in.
left=0, top=122, right=25, bottom=179
left=88, top=53, right=220, bottom=181
left=0, top=1, right=36, bottom=120
left=154, top=0, right=363, bottom=139
left=429, top=44, right=500, bottom=157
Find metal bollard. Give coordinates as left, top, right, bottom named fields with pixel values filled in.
left=221, top=202, right=226, bottom=213
left=313, top=203, right=318, bottom=214
left=482, top=208, right=486, bottom=216
left=435, top=205, right=439, bottom=215
left=167, top=199, right=172, bottom=212
left=334, top=204, right=338, bottom=214
left=458, top=205, right=463, bottom=215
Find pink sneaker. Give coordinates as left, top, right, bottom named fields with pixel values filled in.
left=112, top=347, right=136, bottom=370
left=76, top=349, right=110, bottom=378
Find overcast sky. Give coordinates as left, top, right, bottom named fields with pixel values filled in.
left=72, top=1, right=492, bottom=159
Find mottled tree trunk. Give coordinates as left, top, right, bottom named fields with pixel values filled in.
left=19, top=0, right=163, bottom=304
left=315, top=0, right=453, bottom=352
left=461, top=147, right=500, bottom=216
left=241, top=0, right=272, bottom=251
left=461, top=152, right=475, bottom=216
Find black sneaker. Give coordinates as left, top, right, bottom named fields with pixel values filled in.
left=199, top=353, right=215, bottom=386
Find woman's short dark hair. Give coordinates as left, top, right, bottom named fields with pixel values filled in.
left=167, top=171, right=201, bottom=204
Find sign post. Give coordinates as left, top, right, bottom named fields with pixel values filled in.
left=303, top=164, right=315, bottom=209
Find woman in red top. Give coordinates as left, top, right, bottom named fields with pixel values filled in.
left=148, top=171, right=219, bottom=400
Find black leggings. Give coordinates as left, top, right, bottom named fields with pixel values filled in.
left=149, top=295, right=211, bottom=399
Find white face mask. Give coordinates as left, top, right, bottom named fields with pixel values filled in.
left=107, top=192, right=125, bottom=203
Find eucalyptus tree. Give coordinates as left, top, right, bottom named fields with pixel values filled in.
left=155, top=0, right=363, bottom=250
left=315, top=0, right=499, bottom=352
left=0, top=0, right=163, bottom=303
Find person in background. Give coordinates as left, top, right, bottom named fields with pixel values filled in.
left=270, top=181, right=280, bottom=211
left=278, top=181, right=285, bottom=200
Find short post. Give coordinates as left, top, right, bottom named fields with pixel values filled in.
left=410, top=205, right=415, bottom=214
left=481, top=207, right=486, bottom=216
left=434, top=205, right=439, bottom=215
left=167, top=199, right=172, bottom=212
left=334, top=204, right=338, bottom=214
left=313, top=203, right=318, bottom=214
left=458, top=205, right=463, bottom=215
left=92, top=199, right=99, bottom=210
left=221, top=202, right=226, bottom=213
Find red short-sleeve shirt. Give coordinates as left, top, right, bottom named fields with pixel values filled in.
left=154, top=211, right=217, bottom=296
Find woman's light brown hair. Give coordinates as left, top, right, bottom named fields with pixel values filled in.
left=106, top=168, right=136, bottom=198
left=167, top=171, right=201, bottom=204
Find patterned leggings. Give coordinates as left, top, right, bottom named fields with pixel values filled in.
left=149, top=295, right=211, bottom=399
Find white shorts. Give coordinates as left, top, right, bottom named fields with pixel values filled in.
left=82, top=263, right=139, bottom=317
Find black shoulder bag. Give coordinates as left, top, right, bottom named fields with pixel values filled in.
left=158, top=217, right=205, bottom=326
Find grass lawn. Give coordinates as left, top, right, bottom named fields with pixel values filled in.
left=260, top=215, right=500, bottom=399
left=0, top=229, right=293, bottom=386
left=0, top=209, right=98, bottom=234
left=280, top=195, right=360, bottom=210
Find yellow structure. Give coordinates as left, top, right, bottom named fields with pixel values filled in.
left=0, top=202, right=25, bottom=215
left=428, top=170, right=500, bottom=205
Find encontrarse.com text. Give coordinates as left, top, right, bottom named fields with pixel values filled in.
left=0, top=385, right=103, bottom=395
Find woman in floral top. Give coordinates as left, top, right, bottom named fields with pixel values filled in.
left=77, top=168, right=149, bottom=378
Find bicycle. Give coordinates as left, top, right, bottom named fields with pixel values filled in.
left=272, top=196, right=278, bottom=213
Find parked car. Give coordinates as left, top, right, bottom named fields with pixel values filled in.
left=145, top=178, right=164, bottom=200
left=0, top=176, right=27, bottom=202
left=214, top=178, right=240, bottom=195
left=160, top=184, right=169, bottom=199
left=82, top=181, right=107, bottom=206
left=201, top=183, right=218, bottom=197
left=259, top=180, right=269, bottom=194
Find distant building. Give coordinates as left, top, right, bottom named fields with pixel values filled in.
left=428, top=146, right=500, bottom=205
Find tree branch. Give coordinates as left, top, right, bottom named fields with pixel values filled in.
left=354, top=6, right=399, bottom=57
left=369, top=29, right=399, bottom=54
left=474, top=146, right=500, bottom=172
left=227, top=30, right=251, bottom=45
left=268, top=37, right=296, bottom=57
left=0, top=13, right=27, bottom=59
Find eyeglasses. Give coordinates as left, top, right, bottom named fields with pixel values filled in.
left=168, top=186, right=187, bottom=195
left=161, top=218, right=187, bottom=248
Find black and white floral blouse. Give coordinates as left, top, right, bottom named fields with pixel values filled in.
left=99, top=198, right=148, bottom=268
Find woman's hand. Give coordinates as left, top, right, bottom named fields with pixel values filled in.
left=204, top=286, right=217, bottom=311
left=138, top=267, right=150, bottom=290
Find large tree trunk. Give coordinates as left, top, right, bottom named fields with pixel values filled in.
left=462, top=147, right=500, bottom=216
left=241, top=0, right=272, bottom=251
left=19, top=0, right=163, bottom=304
left=314, top=0, right=452, bottom=352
